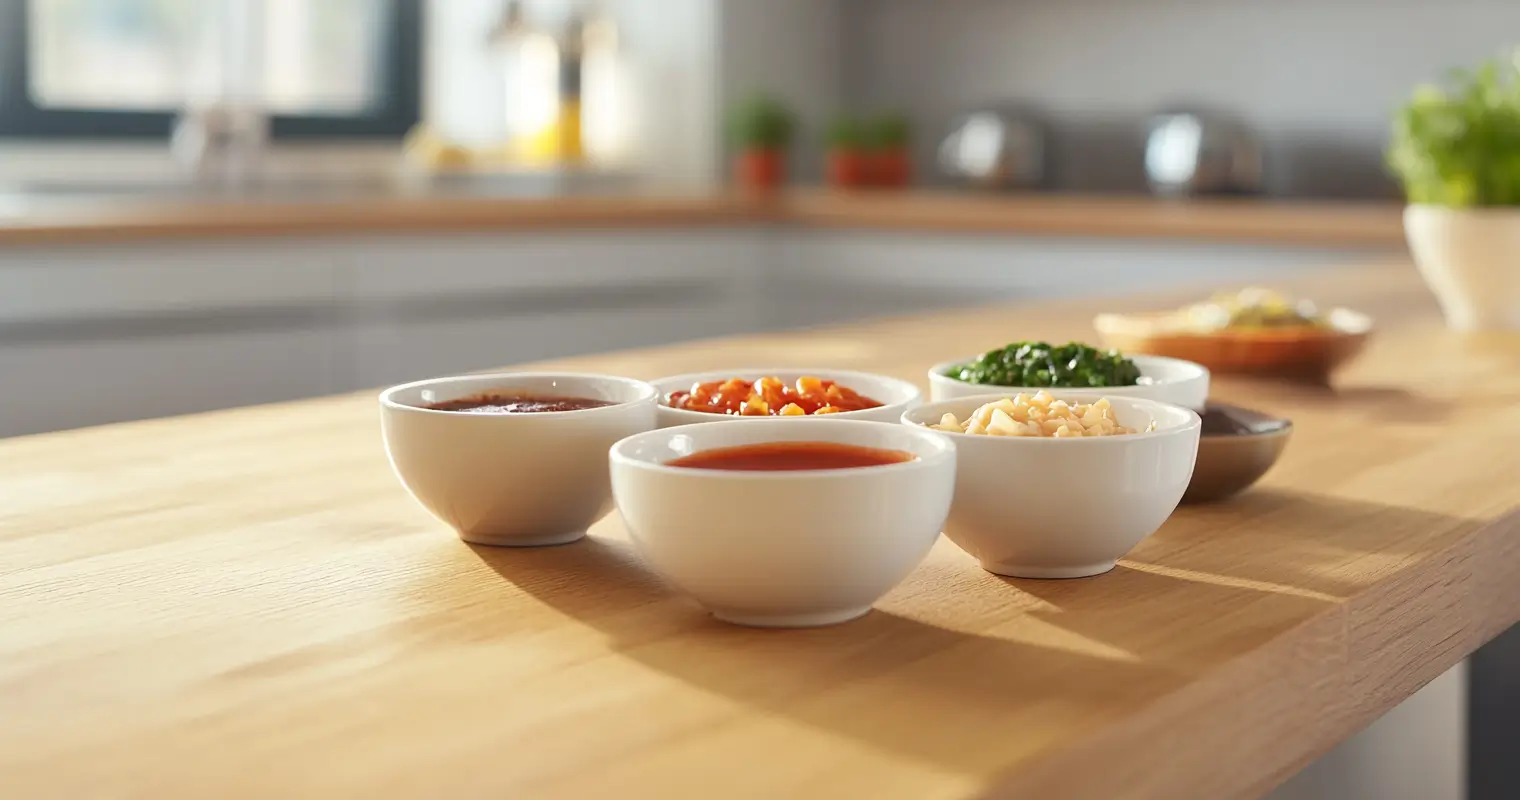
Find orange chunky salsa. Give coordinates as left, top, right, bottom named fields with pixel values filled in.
left=665, top=376, right=884, bottom=417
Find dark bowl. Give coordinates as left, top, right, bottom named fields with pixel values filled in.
left=1182, top=403, right=1292, bottom=504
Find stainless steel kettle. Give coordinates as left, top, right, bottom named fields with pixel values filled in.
left=1143, top=110, right=1263, bottom=196
left=938, top=110, right=1046, bottom=189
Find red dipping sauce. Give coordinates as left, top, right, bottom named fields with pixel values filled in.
left=424, top=393, right=614, bottom=414
left=667, top=441, right=917, bottom=471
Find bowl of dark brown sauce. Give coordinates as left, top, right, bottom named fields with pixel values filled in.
left=380, top=373, right=658, bottom=547
left=609, top=418, right=956, bottom=628
left=1182, top=403, right=1292, bottom=504
left=422, top=394, right=617, bottom=414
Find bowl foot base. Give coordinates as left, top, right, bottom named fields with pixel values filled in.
left=710, top=606, right=872, bottom=628
left=980, top=560, right=1117, bottom=579
left=458, top=529, right=586, bottom=548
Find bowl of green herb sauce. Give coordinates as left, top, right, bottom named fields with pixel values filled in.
left=928, top=341, right=1209, bottom=410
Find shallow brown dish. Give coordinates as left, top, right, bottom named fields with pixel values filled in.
left=1183, top=403, right=1292, bottom=504
left=1093, top=308, right=1372, bottom=381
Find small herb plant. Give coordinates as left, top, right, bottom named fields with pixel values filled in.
left=867, top=113, right=911, bottom=151
left=826, top=115, right=866, bottom=150
left=1387, top=51, right=1520, bottom=206
left=728, top=93, right=795, bottom=151
left=945, top=341, right=1142, bottom=388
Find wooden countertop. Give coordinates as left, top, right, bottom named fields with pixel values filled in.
left=0, top=191, right=764, bottom=245
left=0, top=187, right=1407, bottom=248
left=782, top=191, right=1407, bottom=248
left=2, top=262, right=1513, bottom=799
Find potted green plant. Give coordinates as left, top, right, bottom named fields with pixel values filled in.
left=867, top=113, right=913, bottom=188
left=1389, top=52, right=1520, bottom=330
left=825, top=115, right=870, bottom=188
left=727, top=94, right=795, bottom=191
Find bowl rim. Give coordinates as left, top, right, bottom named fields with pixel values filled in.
left=927, top=352, right=1208, bottom=392
left=1198, top=404, right=1295, bottom=440
left=379, top=371, right=659, bottom=418
left=903, top=391, right=1202, bottom=445
left=1200, top=420, right=1294, bottom=441
left=650, top=367, right=923, bottom=420
left=610, top=418, right=956, bottom=480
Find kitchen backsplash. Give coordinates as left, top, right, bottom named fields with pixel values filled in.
left=841, top=0, right=1520, bottom=198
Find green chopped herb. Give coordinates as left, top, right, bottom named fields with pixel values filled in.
left=944, top=341, right=1142, bottom=388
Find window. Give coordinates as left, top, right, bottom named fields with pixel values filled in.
left=0, top=0, right=422, bottom=139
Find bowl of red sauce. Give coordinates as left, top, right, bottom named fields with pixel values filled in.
left=609, top=418, right=956, bottom=628
left=380, top=372, right=658, bottom=547
left=650, top=368, right=921, bottom=428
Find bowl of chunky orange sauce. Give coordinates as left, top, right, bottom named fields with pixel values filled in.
left=651, top=368, right=921, bottom=427
left=667, top=376, right=883, bottom=417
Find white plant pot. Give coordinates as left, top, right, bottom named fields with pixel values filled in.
left=1404, top=205, right=1520, bottom=331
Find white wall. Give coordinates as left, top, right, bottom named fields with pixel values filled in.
left=843, top=0, right=1520, bottom=197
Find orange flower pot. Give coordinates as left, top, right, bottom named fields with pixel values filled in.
left=734, top=148, right=786, bottom=191
left=871, top=148, right=913, bottom=188
left=826, top=149, right=871, bottom=188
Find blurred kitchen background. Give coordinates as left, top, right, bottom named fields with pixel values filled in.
left=8, top=0, right=1520, bottom=192
left=1, top=5, right=1516, bottom=797
left=9, top=0, right=1517, bottom=436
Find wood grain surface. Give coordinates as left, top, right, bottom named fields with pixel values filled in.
left=1, top=261, right=1515, bottom=799
left=0, top=188, right=1404, bottom=247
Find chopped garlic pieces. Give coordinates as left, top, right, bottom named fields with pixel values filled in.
left=927, top=393, right=1153, bottom=438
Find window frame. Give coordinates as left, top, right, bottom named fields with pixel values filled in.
left=0, top=0, right=423, bottom=140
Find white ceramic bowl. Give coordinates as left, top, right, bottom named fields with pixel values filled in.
left=650, top=368, right=921, bottom=428
left=610, top=419, right=956, bottom=627
left=927, top=353, right=1210, bottom=410
left=381, top=373, right=658, bottom=547
left=903, top=392, right=1201, bottom=579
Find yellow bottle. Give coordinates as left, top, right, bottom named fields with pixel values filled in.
left=491, top=1, right=560, bottom=165
left=554, top=12, right=587, bottom=164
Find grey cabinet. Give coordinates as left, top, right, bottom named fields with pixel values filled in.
left=0, top=230, right=758, bottom=437
left=0, top=227, right=1392, bottom=438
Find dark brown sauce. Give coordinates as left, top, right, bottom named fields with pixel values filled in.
left=1199, top=404, right=1291, bottom=436
left=423, top=393, right=615, bottom=414
left=1200, top=408, right=1254, bottom=436
left=667, top=441, right=917, bottom=472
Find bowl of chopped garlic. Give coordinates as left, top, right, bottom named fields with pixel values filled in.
left=902, top=391, right=1201, bottom=579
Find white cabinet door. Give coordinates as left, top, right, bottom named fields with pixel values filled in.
left=0, top=230, right=767, bottom=434
left=350, top=302, right=745, bottom=387
left=0, top=240, right=342, bottom=325
left=0, top=225, right=1399, bottom=438
left=0, top=327, right=339, bottom=438
left=0, top=239, right=344, bottom=437
left=345, top=230, right=757, bottom=301
left=344, top=229, right=761, bottom=386
left=776, top=231, right=1397, bottom=328
left=1267, top=663, right=1466, bottom=800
